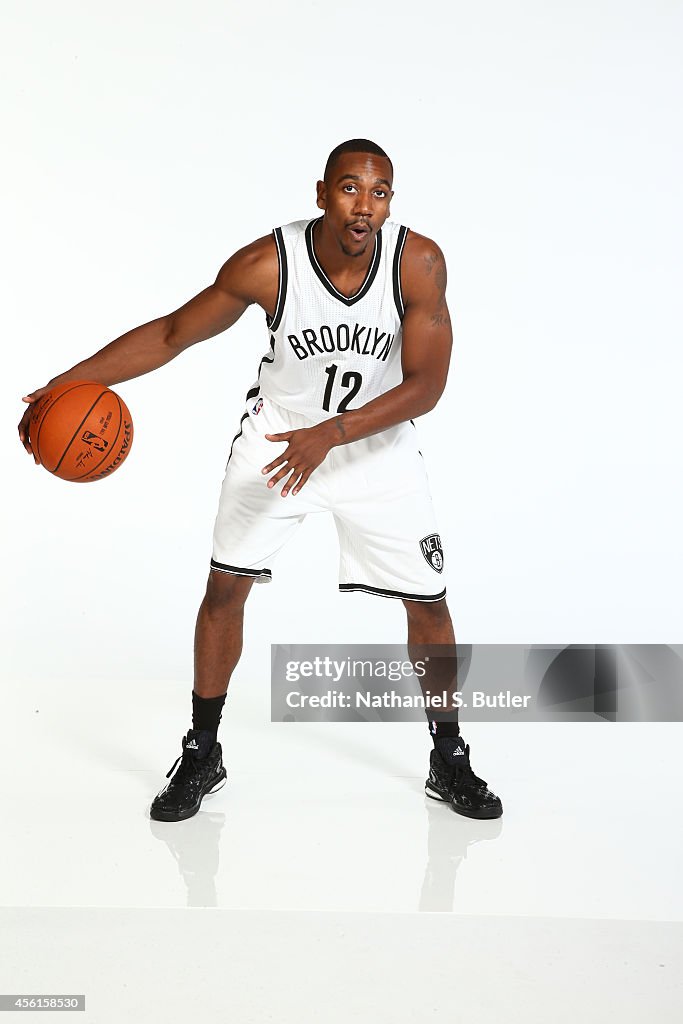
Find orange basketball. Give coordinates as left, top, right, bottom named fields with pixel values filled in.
left=29, top=381, right=134, bottom=482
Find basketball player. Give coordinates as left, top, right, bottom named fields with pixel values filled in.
left=19, top=140, right=503, bottom=821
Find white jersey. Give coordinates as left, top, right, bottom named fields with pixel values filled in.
left=248, top=217, right=409, bottom=424
left=213, top=216, right=446, bottom=603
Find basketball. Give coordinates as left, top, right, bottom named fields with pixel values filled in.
left=29, top=381, right=134, bottom=482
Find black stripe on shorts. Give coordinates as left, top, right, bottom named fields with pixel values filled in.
left=210, top=558, right=272, bottom=579
left=339, top=582, right=446, bottom=602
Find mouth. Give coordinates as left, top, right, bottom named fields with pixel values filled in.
left=347, top=223, right=371, bottom=242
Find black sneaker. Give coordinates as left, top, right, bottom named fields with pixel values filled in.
left=150, top=729, right=227, bottom=822
left=425, top=736, right=503, bottom=819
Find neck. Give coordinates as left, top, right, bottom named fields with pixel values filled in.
left=313, top=216, right=375, bottom=277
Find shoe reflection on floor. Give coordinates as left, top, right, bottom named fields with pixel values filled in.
left=150, top=812, right=226, bottom=907
left=419, top=798, right=503, bottom=913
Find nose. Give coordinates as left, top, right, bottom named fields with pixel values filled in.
left=352, top=191, right=374, bottom=218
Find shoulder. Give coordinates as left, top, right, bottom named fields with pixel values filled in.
left=279, top=218, right=313, bottom=238
left=400, top=230, right=448, bottom=305
left=214, top=232, right=279, bottom=304
left=226, top=232, right=279, bottom=273
left=401, top=229, right=447, bottom=277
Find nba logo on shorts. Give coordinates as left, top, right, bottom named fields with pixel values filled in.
left=420, top=533, right=444, bottom=573
left=252, top=397, right=264, bottom=416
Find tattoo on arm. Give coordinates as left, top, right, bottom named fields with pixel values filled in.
left=428, top=252, right=450, bottom=328
left=334, top=417, right=347, bottom=440
left=423, top=252, right=438, bottom=276
left=431, top=307, right=450, bottom=327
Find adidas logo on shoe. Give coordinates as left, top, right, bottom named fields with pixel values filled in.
left=186, top=739, right=199, bottom=750
left=446, top=743, right=467, bottom=758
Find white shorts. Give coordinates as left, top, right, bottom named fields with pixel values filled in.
left=211, top=394, right=446, bottom=602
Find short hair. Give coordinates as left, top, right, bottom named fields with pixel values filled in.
left=324, top=139, right=393, bottom=183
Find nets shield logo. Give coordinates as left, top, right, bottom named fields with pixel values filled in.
left=420, top=533, right=444, bottom=573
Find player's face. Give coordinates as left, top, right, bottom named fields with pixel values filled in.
left=316, top=153, right=394, bottom=257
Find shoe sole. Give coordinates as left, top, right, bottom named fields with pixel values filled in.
left=149, top=770, right=227, bottom=823
left=425, top=782, right=503, bottom=819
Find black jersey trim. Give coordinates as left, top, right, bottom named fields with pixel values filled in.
left=305, top=217, right=383, bottom=306
left=257, top=337, right=276, bottom=380
left=339, top=582, right=446, bottom=602
left=242, top=337, right=275, bottom=422
left=259, top=333, right=276, bottom=372
left=210, top=558, right=272, bottom=579
left=225, top=411, right=249, bottom=468
left=265, top=227, right=288, bottom=332
left=226, top=355, right=273, bottom=468
left=392, top=225, right=409, bottom=320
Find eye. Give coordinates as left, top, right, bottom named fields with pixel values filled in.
left=374, top=190, right=387, bottom=198
left=343, top=184, right=357, bottom=193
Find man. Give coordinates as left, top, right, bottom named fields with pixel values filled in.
left=19, top=140, right=503, bottom=822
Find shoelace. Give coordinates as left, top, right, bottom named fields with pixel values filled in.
left=165, top=748, right=211, bottom=781
left=450, top=760, right=488, bottom=793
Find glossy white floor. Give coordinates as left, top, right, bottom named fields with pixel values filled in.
left=2, top=671, right=682, bottom=1022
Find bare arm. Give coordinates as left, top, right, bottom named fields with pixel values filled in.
left=19, top=234, right=278, bottom=459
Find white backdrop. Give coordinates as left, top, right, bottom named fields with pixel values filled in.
left=2, top=0, right=682, bottom=685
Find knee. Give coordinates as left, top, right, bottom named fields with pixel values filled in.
left=403, top=597, right=452, bottom=628
left=204, top=569, right=254, bottom=612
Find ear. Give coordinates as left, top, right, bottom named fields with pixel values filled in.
left=316, top=178, right=326, bottom=211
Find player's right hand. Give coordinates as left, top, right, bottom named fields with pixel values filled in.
left=18, top=386, right=51, bottom=463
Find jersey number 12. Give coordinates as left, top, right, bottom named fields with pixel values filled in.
left=322, top=363, right=363, bottom=413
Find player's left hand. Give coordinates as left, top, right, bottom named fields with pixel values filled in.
left=262, top=422, right=336, bottom=496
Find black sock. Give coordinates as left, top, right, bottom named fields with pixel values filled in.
left=428, top=719, right=460, bottom=742
left=192, top=690, right=227, bottom=743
